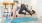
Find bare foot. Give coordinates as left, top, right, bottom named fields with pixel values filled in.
left=26, top=12, right=29, bottom=15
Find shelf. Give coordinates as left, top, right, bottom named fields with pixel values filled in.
left=4, top=12, right=11, bottom=13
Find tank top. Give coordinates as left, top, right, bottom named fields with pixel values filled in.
left=16, top=5, right=20, bottom=11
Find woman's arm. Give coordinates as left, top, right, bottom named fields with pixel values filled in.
left=9, top=6, right=16, bottom=22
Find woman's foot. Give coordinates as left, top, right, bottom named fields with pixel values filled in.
left=24, top=12, right=29, bottom=15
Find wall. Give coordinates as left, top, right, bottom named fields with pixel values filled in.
left=31, top=0, right=42, bottom=19
left=36, top=0, right=42, bottom=19
left=0, top=0, right=3, bottom=17
left=31, top=0, right=36, bottom=11
left=3, top=0, right=13, bottom=3
left=0, top=0, right=3, bottom=5
left=21, top=0, right=32, bottom=6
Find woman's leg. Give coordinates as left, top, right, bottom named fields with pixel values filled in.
left=24, top=8, right=32, bottom=16
left=19, top=8, right=26, bottom=14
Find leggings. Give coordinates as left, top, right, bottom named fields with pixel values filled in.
left=19, top=7, right=32, bottom=16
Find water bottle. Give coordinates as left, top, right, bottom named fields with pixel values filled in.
left=6, top=14, right=8, bottom=19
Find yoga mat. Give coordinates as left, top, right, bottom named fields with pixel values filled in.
left=3, top=17, right=38, bottom=23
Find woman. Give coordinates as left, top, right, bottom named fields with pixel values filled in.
left=8, top=3, right=32, bottom=23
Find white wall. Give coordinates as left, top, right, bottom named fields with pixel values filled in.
left=31, top=0, right=42, bottom=19
left=18, top=0, right=21, bottom=3
left=0, top=0, right=3, bottom=5
left=31, top=0, right=36, bottom=11
left=3, top=0, right=13, bottom=2
left=21, top=0, right=32, bottom=6
left=0, top=0, right=3, bottom=17
left=36, top=0, right=42, bottom=19
left=0, top=6, right=4, bottom=17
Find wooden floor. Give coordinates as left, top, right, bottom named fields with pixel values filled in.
left=0, top=14, right=42, bottom=23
